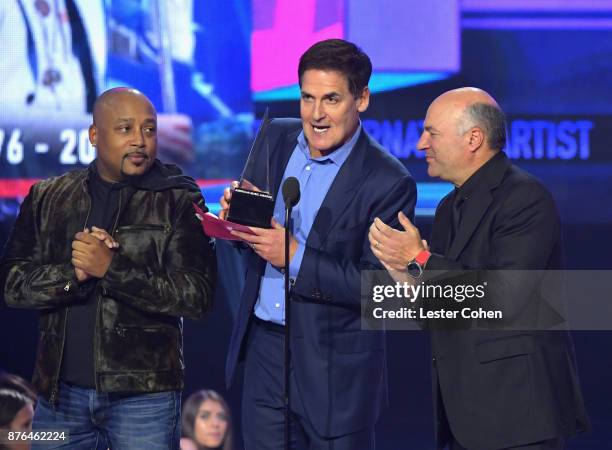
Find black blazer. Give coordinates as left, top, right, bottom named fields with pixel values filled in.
left=426, top=152, right=590, bottom=449
left=225, top=119, right=417, bottom=437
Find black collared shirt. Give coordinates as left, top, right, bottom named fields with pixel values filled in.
left=447, top=151, right=505, bottom=248
left=453, top=151, right=505, bottom=220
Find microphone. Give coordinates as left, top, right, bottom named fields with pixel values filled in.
left=282, top=177, right=300, bottom=209
left=280, top=175, right=299, bottom=450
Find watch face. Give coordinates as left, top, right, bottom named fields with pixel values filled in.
left=406, top=261, right=423, bottom=279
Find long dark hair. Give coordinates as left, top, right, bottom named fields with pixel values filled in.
left=0, top=388, right=35, bottom=450
left=182, top=390, right=233, bottom=450
left=0, top=388, right=33, bottom=428
left=0, top=371, right=36, bottom=428
left=0, top=371, right=36, bottom=402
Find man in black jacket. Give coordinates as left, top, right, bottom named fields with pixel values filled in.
left=0, top=87, right=216, bottom=449
left=369, top=88, right=589, bottom=449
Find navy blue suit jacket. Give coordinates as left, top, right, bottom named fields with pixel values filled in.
left=225, top=118, right=416, bottom=438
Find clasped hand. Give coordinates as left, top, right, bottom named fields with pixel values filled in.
left=71, top=226, right=119, bottom=282
left=368, top=211, right=427, bottom=272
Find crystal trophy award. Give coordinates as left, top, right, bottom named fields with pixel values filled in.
left=227, top=109, right=275, bottom=228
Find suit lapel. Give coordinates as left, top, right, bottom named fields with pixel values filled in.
left=308, top=129, right=372, bottom=248
left=431, top=194, right=453, bottom=255
left=446, top=189, right=493, bottom=259
left=445, top=152, right=511, bottom=260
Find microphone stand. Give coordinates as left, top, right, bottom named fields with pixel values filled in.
left=283, top=203, right=292, bottom=450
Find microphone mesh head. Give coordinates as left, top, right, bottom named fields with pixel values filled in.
left=282, top=176, right=300, bottom=207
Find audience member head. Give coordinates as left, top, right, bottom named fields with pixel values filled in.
left=0, top=371, right=36, bottom=450
left=181, top=390, right=232, bottom=450
left=0, top=372, right=36, bottom=404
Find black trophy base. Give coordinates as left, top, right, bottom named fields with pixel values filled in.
left=227, top=188, right=275, bottom=228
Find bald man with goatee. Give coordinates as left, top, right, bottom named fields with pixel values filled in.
left=369, top=88, right=590, bottom=449
left=1, top=88, right=216, bottom=450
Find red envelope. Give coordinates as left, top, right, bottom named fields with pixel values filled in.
left=193, top=203, right=255, bottom=241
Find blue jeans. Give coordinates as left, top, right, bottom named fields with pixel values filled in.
left=32, top=382, right=181, bottom=450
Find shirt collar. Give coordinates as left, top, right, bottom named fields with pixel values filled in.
left=296, top=122, right=362, bottom=167
left=456, top=151, right=505, bottom=201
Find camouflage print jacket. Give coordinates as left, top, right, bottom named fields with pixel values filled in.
left=0, top=161, right=216, bottom=404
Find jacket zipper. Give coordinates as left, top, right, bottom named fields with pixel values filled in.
left=93, top=189, right=123, bottom=393
left=50, top=178, right=92, bottom=407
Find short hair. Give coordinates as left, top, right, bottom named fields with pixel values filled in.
left=462, top=102, right=507, bottom=151
left=298, top=39, right=372, bottom=98
left=181, top=390, right=233, bottom=450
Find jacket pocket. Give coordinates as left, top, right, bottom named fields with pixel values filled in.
left=476, top=334, right=534, bottom=363
left=115, top=224, right=170, bottom=233
left=103, top=324, right=180, bottom=372
left=114, top=224, right=170, bottom=268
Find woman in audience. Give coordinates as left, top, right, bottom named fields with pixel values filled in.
left=181, top=390, right=233, bottom=450
left=0, top=371, right=37, bottom=450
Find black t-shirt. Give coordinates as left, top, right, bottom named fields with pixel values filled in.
left=59, top=172, right=125, bottom=388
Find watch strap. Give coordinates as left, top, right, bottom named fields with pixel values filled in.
left=414, top=249, right=431, bottom=266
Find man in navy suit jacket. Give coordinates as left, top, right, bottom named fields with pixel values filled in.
left=369, top=88, right=590, bottom=449
left=220, top=39, right=416, bottom=449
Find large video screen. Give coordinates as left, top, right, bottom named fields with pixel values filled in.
left=0, top=0, right=252, bottom=227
